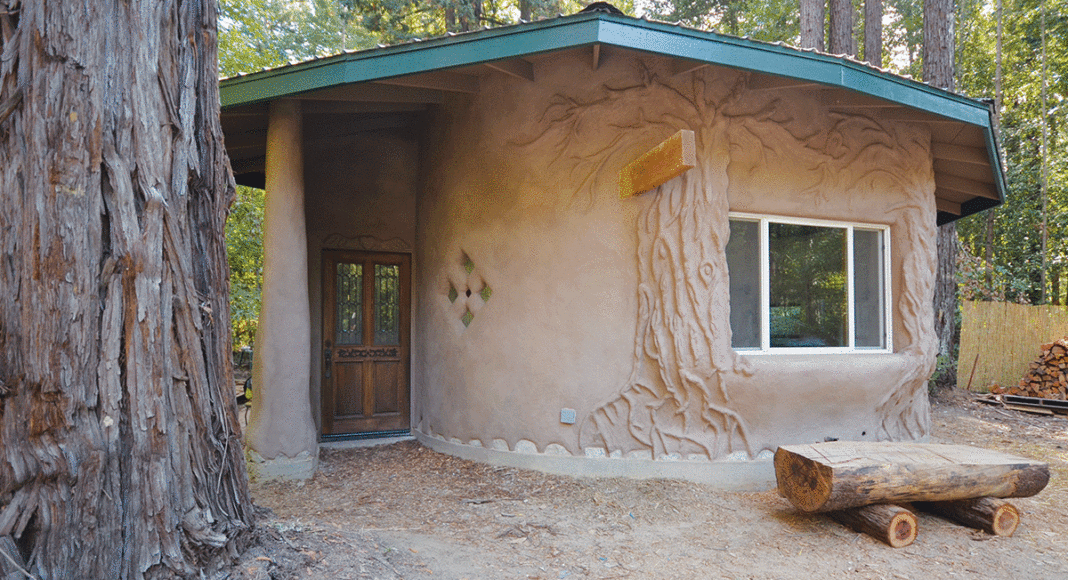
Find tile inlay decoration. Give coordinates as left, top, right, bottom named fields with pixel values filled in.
left=448, top=251, right=492, bottom=328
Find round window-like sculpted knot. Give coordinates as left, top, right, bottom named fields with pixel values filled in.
left=699, top=262, right=714, bottom=284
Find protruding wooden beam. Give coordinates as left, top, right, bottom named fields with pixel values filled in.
left=935, top=197, right=962, bottom=215
left=375, top=70, right=479, bottom=94
left=618, top=130, right=696, bottom=198
left=484, top=58, right=534, bottom=82
left=932, top=142, right=990, bottom=167
left=592, top=43, right=601, bottom=70
left=937, top=172, right=999, bottom=200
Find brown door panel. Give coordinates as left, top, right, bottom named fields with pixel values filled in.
left=322, top=250, right=411, bottom=436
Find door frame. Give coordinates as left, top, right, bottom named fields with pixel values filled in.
left=320, top=249, right=412, bottom=437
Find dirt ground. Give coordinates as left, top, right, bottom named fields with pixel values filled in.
left=228, top=390, right=1068, bottom=580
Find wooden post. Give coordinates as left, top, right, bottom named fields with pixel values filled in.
left=829, top=504, right=918, bottom=548
left=618, top=130, right=696, bottom=198
left=915, top=497, right=1020, bottom=536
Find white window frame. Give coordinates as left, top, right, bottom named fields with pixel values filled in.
left=728, top=212, right=893, bottom=355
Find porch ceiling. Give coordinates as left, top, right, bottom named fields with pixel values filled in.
left=220, top=11, right=1005, bottom=224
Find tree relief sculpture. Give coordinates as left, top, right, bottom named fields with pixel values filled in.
left=511, top=62, right=935, bottom=460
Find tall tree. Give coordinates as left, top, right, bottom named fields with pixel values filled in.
left=800, top=0, right=826, bottom=49
left=829, top=0, right=854, bottom=54
left=864, top=0, right=883, bottom=65
left=923, top=0, right=957, bottom=385
left=0, top=1, right=252, bottom=578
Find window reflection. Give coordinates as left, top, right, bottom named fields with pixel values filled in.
left=768, top=223, right=846, bottom=348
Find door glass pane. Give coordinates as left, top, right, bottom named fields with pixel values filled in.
left=854, top=228, right=886, bottom=348
left=374, top=264, right=400, bottom=345
left=336, top=263, right=363, bottom=345
left=769, top=223, right=846, bottom=348
left=727, top=219, right=761, bottom=349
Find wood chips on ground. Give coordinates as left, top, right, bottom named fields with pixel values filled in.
left=228, top=390, right=1068, bottom=579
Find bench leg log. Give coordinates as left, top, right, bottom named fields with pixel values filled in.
left=828, top=504, right=918, bottom=548
left=914, top=497, right=1020, bottom=537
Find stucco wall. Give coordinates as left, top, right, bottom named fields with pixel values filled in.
left=304, top=130, right=419, bottom=432
left=413, top=50, right=937, bottom=465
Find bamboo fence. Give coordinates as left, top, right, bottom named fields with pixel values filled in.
left=957, top=300, right=1068, bottom=391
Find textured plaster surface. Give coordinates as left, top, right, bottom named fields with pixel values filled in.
left=414, top=51, right=937, bottom=465
left=247, top=100, right=319, bottom=462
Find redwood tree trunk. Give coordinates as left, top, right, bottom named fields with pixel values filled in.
left=864, top=0, right=883, bottom=66
left=0, top=1, right=253, bottom=578
left=800, top=0, right=826, bottom=51
left=829, top=0, right=854, bottom=55
left=924, top=0, right=958, bottom=384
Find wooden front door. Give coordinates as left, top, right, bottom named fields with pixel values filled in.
left=321, top=250, right=411, bottom=436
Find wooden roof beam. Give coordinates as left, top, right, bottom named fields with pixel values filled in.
left=300, top=83, right=446, bottom=104
left=936, top=173, right=999, bottom=200
left=935, top=198, right=962, bottom=215
left=376, top=70, right=479, bottom=93
left=300, top=100, right=429, bottom=115
left=484, top=58, right=534, bottom=82
left=591, top=43, right=602, bottom=70
left=932, top=142, right=990, bottom=167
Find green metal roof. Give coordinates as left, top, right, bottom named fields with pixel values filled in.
left=219, top=10, right=1006, bottom=223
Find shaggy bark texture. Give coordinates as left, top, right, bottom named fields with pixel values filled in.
left=0, top=1, right=253, bottom=578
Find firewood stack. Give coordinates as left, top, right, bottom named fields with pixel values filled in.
left=991, top=338, right=1068, bottom=400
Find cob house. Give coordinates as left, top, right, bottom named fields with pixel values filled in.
left=219, top=5, right=1006, bottom=487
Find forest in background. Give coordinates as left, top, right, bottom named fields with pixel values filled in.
left=219, top=0, right=1068, bottom=352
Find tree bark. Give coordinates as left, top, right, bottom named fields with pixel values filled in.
left=829, top=0, right=854, bottom=55
left=829, top=504, right=918, bottom=547
left=924, top=0, right=957, bottom=384
left=864, top=0, right=883, bottom=66
left=800, top=0, right=825, bottom=51
left=914, top=497, right=1020, bottom=536
left=0, top=1, right=253, bottom=578
left=775, top=442, right=1049, bottom=513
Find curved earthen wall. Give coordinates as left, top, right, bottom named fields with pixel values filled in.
left=414, top=50, right=936, bottom=470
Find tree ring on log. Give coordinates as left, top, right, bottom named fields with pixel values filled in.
left=774, top=447, right=833, bottom=512
left=890, top=512, right=917, bottom=547
left=994, top=504, right=1020, bottom=536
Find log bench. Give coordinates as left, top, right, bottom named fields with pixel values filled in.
left=774, top=441, right=1049, bottom=546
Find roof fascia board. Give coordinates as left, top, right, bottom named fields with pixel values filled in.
left=221, top=16, right=603, bottom=107
left=593, top=18, right=989, bottom=127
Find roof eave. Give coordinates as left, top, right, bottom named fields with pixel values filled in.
left=219, top=12, right=1005, bottom=222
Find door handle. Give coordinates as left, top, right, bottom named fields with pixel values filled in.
left=324, top=347, right=332, bottom=378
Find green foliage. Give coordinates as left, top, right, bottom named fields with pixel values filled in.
left=226, top=186, right=265, bottom=349
left=218, top=0, right=378, bottom=76
left=642, top=0, right=797, bottom=39
left=956, top=0, right=1068, bottom=306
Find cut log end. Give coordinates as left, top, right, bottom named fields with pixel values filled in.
left=829, top=504, right=918, bottom=548
left=774, top=447, right=833, bottom=512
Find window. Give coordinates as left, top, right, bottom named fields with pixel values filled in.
left=726, top=213, right=891, bottom=353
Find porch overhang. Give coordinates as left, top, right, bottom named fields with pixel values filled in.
left=220, top=11, right=1006, bottom=225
